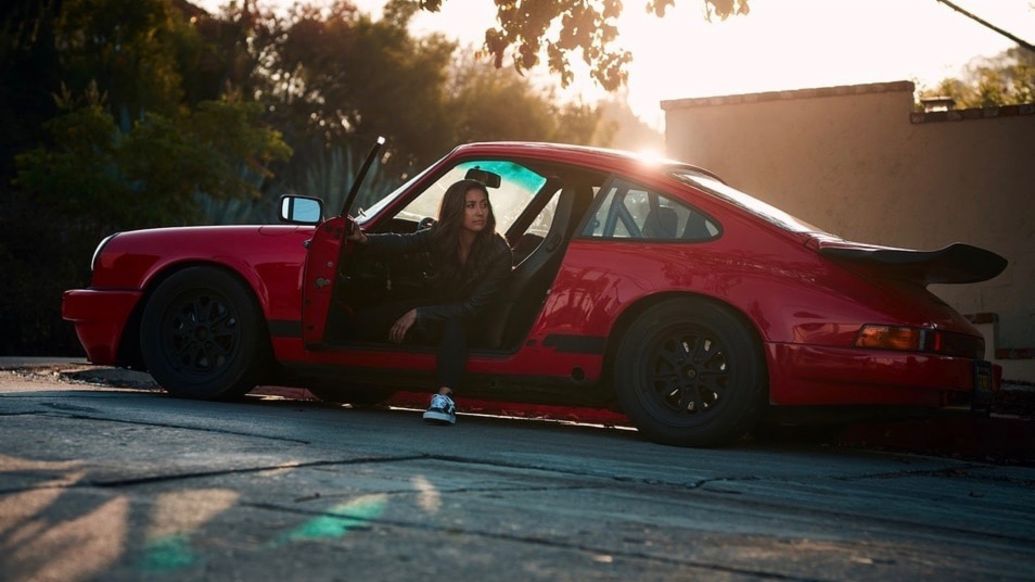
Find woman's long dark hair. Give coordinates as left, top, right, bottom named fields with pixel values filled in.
left=430, top=179, right=500, bottom=283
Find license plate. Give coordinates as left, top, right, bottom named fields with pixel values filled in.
left=972, top=360, right=993, bottom=412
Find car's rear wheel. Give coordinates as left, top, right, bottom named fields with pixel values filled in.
left=140, top=267, right=269, bottom=400
left=613, top=298, right=766, bottom=446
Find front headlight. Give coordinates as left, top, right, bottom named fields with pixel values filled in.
left=91, top=233, right=119, bottom=271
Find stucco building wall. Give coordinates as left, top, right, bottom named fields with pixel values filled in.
left=663, top=81, right=1035, bottom=348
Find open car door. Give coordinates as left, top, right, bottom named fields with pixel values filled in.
left=297, top=138, right=388, bottom=348
left=296, top=149, right=596, bottom=353
left=300, top=216, right=349, bottom=348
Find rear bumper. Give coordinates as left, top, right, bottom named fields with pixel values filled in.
left=62, top=289, right=142, bottom=365
left=767, top=343, right=992, bottom=406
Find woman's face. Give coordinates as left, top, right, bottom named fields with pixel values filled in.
left=462, top=188, right=489, bottom=233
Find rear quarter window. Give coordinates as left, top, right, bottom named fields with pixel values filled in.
left=582, top=178, right=720, bottom=242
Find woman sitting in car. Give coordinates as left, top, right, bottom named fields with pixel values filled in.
left=346, top=179, right=512, bottom=425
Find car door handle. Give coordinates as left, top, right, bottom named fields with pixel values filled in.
left=303, top=239, right=312, bottom=248
left=315, top=277, right=330, bottom=288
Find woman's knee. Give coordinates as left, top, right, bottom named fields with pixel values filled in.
left=440, top=317, right=467, bottom=338
left=424, top=316, right=477, bottom=349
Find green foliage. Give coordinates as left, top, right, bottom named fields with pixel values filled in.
left=418, top=0, right=750, bottom=91
left=267, top=1, right=457, bottom=171
left=446, top=54, right=608, bottom=145
left=1, top=0, right=292, bottom=355
left=921, top=47, right=1035, bottom=108
left=3, top=93, right=289, bottom=355
left=15, top=102, right=126, bottom=228
left=197, top=140, right=398, bottom=225
left=55, top=0, right=187, bottom=120
left=15, top=94, right=290, bottom=230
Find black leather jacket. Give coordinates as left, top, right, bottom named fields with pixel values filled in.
left=362, top=228, right=513, bottom=322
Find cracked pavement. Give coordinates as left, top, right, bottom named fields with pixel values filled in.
left=1, top=368, right=1034, bottom=581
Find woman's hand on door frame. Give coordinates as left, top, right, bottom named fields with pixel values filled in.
left=345, top=222, right=368, bottom=244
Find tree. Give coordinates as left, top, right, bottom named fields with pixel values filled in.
left=238, top=1, right=614, bottom=210
left=267, top=1, right=457, bottom=171
left=416, top=0, right=750, bottom=90
left=54, top=0, right=191, bottom=124
left=0, top=0, right=290, bottom=355
left=445, top=52, right=610, bottom=146
left=921, top=47, right=1035, bottom=108
left=15, top=92, right=290, bottom=230
left=0, top=0, right=65, bottom=182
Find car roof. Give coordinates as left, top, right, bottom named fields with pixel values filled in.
left=451, top=141, right=725, bottom=183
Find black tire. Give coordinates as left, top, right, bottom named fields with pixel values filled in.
left=140, top=266, right=270, bottom=400
left=307, top=386, right=392, bottom=407
left=613, top=298, right=766, bottom=446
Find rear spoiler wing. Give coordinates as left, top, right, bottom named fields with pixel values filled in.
left=813, top=240, right=1007, bottom=285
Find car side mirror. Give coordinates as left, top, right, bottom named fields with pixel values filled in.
left=279, top=195, right=324, bottom=225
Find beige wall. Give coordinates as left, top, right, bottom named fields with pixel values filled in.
left=664, top=83, right=1035, bottom=348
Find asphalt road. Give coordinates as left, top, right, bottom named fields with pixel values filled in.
left=1, top=366, right=1034, bottom=581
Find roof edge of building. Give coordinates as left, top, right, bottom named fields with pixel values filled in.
left=660, top=80, right=915, bottom=110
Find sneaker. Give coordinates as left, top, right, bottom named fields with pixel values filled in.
left=422, top=393, right=456, bottom=425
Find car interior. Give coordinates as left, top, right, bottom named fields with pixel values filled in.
left=326, top=158, right=607, bottom=353
left=584, top=180, right=720, bottom=241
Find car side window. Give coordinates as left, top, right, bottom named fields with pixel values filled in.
left=583, top=179, right=720, bottom=241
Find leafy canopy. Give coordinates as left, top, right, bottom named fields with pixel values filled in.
left=921, top=47, right=1035, bottom=108
left=416, top=0, right=750, bottom=90
left=15, top=88, right=290, bottom=231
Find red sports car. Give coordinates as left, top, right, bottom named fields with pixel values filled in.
left=62, top=141, right=1006, bottom=445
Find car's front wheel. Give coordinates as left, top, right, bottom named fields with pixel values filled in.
left=140, top=266, right=270, bottom=400
left=614, top=298, right=766, bottom=446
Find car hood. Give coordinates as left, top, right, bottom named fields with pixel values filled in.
left=92, top=224, right=316, bottom=290
left=115, top=224, right=310, bottom=238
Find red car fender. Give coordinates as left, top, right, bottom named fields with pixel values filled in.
left=134, top=255, right=273, bottom=318
left=92, top=226, right=312, bottom=324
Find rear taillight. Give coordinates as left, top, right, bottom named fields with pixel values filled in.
left=854, top=325, right=984, bottom=359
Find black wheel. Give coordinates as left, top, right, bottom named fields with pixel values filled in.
left=307, top=386, right=392, bottom=407
left=140, top=267, right=270, bottom=400
left=613, top=298, right=766, bottom=446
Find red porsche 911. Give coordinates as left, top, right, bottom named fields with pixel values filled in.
left=62, top=141, right=1006, bottom=446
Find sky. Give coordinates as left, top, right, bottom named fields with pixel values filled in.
left=195, top=0, right=1035, bottom=130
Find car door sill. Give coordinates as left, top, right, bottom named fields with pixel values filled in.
left=311, top=341, right=519, bottom=358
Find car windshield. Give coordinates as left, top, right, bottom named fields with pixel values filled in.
left=394, top=160, right=547, bottom=231
left=672, top=171, right=826, bottom=234
left=355, top=157, right=442, bottom=224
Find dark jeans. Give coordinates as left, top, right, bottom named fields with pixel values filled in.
left=351, top=300, right=476, bottom=390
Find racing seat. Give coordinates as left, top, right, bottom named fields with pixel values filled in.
left=642, top=206, right=679, bottom=239
left=480, top=183, right=593, bottom=349
left=682, top=210, right=711, bottom=239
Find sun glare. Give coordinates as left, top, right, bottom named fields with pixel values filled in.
left=634, top=148, right=669, bottom=165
